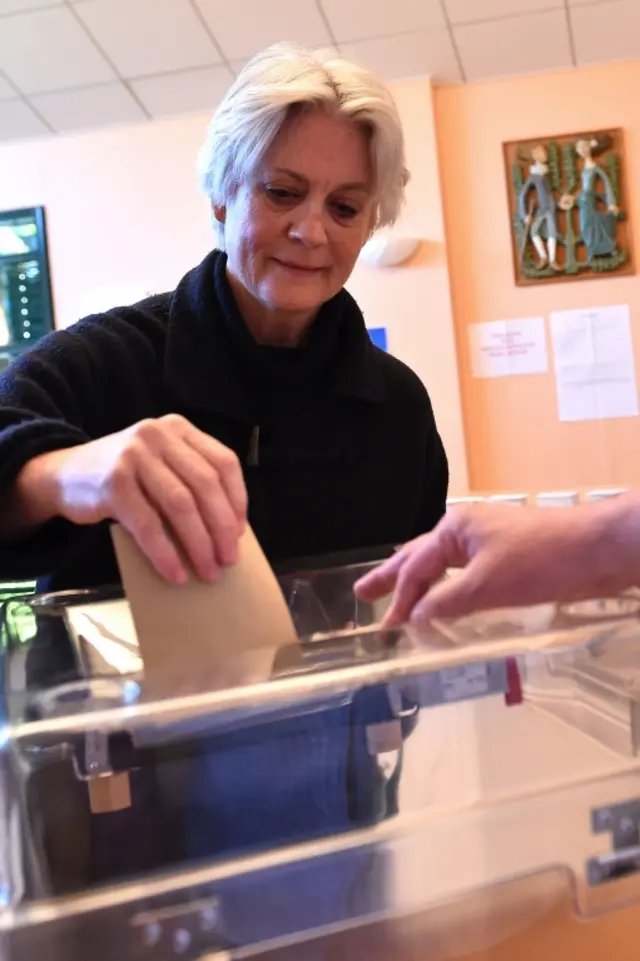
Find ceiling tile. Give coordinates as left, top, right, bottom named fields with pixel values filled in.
left=0, top=99, right=49, bottom=141
left=342, top=29, right=462, bottom=85
left=130, top=65, right=234, bottom=118
left=0, top=0, right=61, bottom=12
left=29, top=82, right=146, bottom=132
left=321, top=0, right=444, bottom=43
left=194, top=0, right=333, bottom=61
left=74, top=0, right=222, bottom=78
left=446, top=0, right=563, bottom=24
left=0, top=6, right=115, bottom=94
left=571, top=1, right=640, bottom=65
left=454, top=9, right=573, bottom=82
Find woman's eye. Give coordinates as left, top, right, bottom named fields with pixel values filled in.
left=332, top=202, right=358, bottom=220
left=265, top=186, right=298, bottom=202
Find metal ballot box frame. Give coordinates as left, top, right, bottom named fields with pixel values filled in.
left=1, top=560, right=640, bottom=960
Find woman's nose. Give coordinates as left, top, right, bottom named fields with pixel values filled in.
left=288, top=204, right=328, bottom=247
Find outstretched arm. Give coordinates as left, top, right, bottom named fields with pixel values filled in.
left=355, top=496, right=640, bottom=624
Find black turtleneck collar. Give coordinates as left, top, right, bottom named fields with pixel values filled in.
left=163, top=250, right=386, bottom=422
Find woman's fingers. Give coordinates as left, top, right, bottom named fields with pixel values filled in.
left=182, top=424, right=248, bottom=525
left=162, top=442, right=241, bottom=568
left=112, top=471, right=189, bottom=584
left=135, top=458, right=220, bottom=582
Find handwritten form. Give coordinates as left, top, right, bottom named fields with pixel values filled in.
left=549, top=306, right=638, bottom=422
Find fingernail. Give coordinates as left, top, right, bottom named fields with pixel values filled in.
left=216, top=541, right=237, bottom=568
left=410, top=602, right=429, bottom=625
left=172, top=567, right=188, bottom=586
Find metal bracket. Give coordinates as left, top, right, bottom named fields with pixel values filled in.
left=73, top=730, right=112, bottom=781
left=587, top=798, right=640, bottom=885
left=130, top=896, right=226, bottom=957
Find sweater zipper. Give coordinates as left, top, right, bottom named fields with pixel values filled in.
left=247, top=424, right=260, bottom=466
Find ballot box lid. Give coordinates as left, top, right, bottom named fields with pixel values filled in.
left=2, top=566, right=640, bottom=960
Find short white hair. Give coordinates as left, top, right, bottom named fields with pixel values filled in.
left=197, top=43, right=409, bottom=249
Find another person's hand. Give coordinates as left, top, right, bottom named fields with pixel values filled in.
left=355, top=499, right=640, bottom=627
left=15, top=415, right=247, bottom=584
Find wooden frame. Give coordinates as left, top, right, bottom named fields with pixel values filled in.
left=503, top=128, right=634, bottom=286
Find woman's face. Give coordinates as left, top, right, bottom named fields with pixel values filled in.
left=531, top=144, right=547, bottom=165
left=576, top=140, right=591, bottom=160
left=217, top=110, right=375, bottom=339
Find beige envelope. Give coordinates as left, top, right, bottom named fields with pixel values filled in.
left=111, top=524, right=299, bottom=700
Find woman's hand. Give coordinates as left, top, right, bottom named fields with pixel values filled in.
left=355, top=499, right=640, bottom=626
left=16, top=415, right=248, bottom=584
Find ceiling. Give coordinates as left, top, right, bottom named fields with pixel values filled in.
left=0, top=0, right=638, bottom=144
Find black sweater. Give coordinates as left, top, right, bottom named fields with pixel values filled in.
left=0, top=250, right=448, bottom=592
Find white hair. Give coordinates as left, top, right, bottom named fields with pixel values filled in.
left=197, top=43, right=409, bottom=249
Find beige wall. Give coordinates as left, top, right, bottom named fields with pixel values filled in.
left=347, top=78, right=468, bottom=494
left=0, top=76, right=469, bottom=494
left=436, top=60, right=640, bottom=494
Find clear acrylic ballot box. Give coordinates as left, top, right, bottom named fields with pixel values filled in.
left=2, top=558, right=640, bottom=961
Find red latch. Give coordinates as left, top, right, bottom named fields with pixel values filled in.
left=504, top=657, right=523, bottom=706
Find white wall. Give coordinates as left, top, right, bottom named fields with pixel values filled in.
left=0, top=113, right=214, bottom=324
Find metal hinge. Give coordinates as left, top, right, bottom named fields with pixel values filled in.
left=587, top=798, right=640, bottom=885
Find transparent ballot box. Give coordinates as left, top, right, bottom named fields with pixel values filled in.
left=2, top=561, right=640, bottom=960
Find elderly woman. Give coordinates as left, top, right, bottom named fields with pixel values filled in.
left=0, top=43, right=447, bottom=594
left=0, top=45, right=445, bottom=911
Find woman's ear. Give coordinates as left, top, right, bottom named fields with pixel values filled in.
left=213, top=204, right=226, bottom=225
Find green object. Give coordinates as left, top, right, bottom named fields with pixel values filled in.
left=511, top=162, right=524, bottom=196
left=0, top=579, right=37, bottom=648
left=548, top=142, right=561, bottom=192
left=605, top=153, right=620, bottom=205
left=562, top=142, right=577, bottom=193
left=0, top=207, right=55, bottom=363
left=563, top=211, right=579, bottom=275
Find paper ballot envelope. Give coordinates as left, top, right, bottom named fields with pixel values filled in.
left=111, top=524, right=299, bottom=698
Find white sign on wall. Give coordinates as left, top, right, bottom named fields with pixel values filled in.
left=469, top=316, right=548, bottom=379
left=550, top=304, right=638, bottom=422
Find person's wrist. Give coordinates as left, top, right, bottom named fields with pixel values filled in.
left=13, top=450, right=65, bottom=527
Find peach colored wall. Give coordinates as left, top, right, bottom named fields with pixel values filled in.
left=436, top=61, right=640, bottom=494
left=0, top=77, right=469, bottom=494
left=347, top=77, right=468, bottom=494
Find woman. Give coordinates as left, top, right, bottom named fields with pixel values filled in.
left=0, top=44, right=447, bottom=595
left=0, top=44, right=445, bottom=906
left=575, top=136, right=619, bottom=262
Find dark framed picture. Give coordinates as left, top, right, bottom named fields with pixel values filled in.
left=0, top=206, right=55, bottom=369
left=503, top=129, right=634, bottom=286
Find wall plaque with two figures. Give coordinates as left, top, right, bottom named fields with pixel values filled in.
left=504, top=128, right=634, bottom=286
